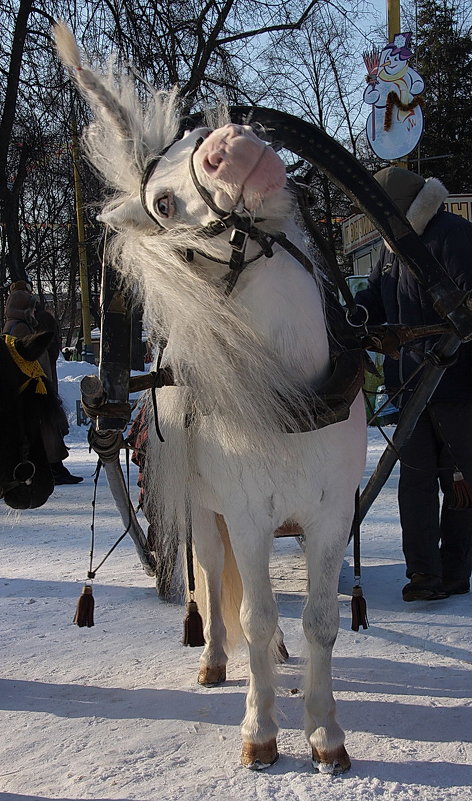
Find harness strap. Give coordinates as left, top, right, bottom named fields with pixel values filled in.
left=281, top=348, right=364, bottom=432
left=189, top=137, right=232, bottom=217
left=140, top=140, right=183, bottom=227
left=88, top=347, right=364, bottom=434
left=270, top=232, right=314, bottom=275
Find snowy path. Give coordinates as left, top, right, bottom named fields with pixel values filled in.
left=1, top=366, right=471, bottom=801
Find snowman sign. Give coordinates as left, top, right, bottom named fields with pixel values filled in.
left=363, top=32, right=424, bottom=160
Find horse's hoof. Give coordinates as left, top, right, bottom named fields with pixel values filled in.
left=198, top=665, right=226, bottom=686
left=241, top=739, right=278, bottom=770
left=312, top=745, right=351, bottom=775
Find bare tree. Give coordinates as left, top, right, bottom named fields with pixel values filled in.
left=0, top=0, right=35, bottom=283
left=0, top=0, right=383, bottom=330
left=249, top=1, right=380, bottom=272
left=79, top=0, right=323, bottom=108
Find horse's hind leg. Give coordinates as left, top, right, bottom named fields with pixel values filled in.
left=225, top=515, right=279, bottom=769
left=192, top=507, right=228, bottom=686
left=303, top=519, right=352, bottom=775
left=271, top=625, right=289, bottom=663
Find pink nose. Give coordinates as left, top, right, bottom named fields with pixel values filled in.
left=199, top=125, right=256, bottom=174
left=197, top=124, right=286, bottom=207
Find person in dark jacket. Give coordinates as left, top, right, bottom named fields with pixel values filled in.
left=35, top=307, right=61, bottom=393
left=2, top=283, right=83, bottom=485
left=355, top=167, right=472, bottom=601
left=2, top=280, right=37, bottom=338
left=35, top=306, right=83, bottom=485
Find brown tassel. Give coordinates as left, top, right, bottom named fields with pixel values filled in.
left=351, top=585, right=369, bottom=631
left=182, top=599, right=205, bottom=647
left=73, top=584, right=95, bottom=628
left=449, top=471, right=472, bottom=510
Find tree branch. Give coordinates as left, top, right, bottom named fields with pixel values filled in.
left=216, top=0, right=321, bottom=44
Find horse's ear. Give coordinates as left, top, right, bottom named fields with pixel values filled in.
left=15, top=331, right=53, bottom=362
left=98, top=197, right=154, bottom=230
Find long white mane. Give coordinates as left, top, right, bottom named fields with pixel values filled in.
left=54, top=23, right=325, bottom=457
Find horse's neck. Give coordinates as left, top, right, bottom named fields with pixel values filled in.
left=190, top=219, right=330, bottom=386
left=234, top=249, right=330, bottom=386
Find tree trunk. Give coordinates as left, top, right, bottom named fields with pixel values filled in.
left=0, top=0, right=34, bottom=282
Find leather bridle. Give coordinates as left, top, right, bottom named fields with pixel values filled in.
left=140, top=133, right=315, bottom=296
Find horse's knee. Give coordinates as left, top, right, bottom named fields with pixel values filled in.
left=241, top=599, right=277, bottom=644
left=302, top=606, right=338, bottom=649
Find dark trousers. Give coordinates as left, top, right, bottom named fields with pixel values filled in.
left=398, top=402, right=472, bottom=581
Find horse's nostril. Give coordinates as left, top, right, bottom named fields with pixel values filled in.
left=204, top=153, right=223, bottom=172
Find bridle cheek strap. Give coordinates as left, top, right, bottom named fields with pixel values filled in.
left=188, top=138, right=272, bottom=293
left=189, top=137, right=235, bottom=218
left=140, top=137, right=182, bottom=227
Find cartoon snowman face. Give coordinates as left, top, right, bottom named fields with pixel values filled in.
left=379, top=48, right=405, bottom=79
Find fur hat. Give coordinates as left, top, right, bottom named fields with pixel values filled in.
left=374, top=167, right=448, bottom=248
left=9, top=279, right=33, bottom=293
left=374, top=167, right=425, bottom=215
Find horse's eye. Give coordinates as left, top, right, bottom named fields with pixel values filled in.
left=155, top=192, right=175, bottom=218
left=157, top=197, right=169, bottom=215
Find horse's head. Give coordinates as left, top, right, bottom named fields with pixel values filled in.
left=52, top=24, right=332, bottom=465
left=0, top=332, right=55, bottom=509
left=139, top=124, right=287, bottom=231
left=53, top=24, right=290, bottom=243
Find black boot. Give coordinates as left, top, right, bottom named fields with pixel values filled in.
left=402, top=573, right=449, bottom=602
left=51, top=462, right=83, bottom=485
left=442, top=578, right=470, bottom=595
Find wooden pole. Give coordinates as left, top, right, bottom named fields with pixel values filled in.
left=71, top=115, right=94, bottom=363
left=97, top=260, right=131, bottom=432
left=387, top=0, right=408, bottom=168
left=387, top=0, right=401, bottom=41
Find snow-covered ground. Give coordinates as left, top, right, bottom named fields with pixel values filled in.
left=1, top=359, right=471, bottom=801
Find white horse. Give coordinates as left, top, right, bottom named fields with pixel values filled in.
left=55, top=23, right=367, bottom=774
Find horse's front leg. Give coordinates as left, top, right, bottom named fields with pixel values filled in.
left=191, top=506, right=228, bottom=686
left=226, top=515, right=279, bottom=770
left=303, top=519, right=352, bottom=775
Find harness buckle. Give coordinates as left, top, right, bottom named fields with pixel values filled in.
left=229, top=227, right=249, bottom=252
left=346, top=304, right=369, bottom=328
left=205, top=218, right=231, bottom=236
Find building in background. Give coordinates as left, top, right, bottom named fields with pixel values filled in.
left=342, top=194, right=472, bottom=276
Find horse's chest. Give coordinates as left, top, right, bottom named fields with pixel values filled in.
left=190, top=425, right=324, bottom=509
